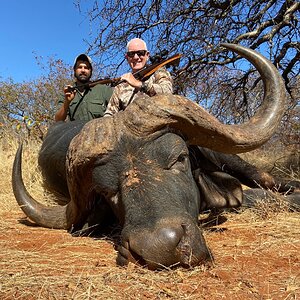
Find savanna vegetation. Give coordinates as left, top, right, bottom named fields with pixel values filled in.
left=0, top=0, right=299, bottom=146
left=0, top=0, right=299, bottom=299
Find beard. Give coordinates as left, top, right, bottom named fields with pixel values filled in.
left=75, top=73, right=91, bottom=84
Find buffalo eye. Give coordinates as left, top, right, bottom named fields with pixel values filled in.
left=170, top=152, right=189, bottom=173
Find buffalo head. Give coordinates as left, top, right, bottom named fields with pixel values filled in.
left=12, top=44, right=286, bottom=269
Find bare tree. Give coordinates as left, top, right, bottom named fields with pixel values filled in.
left=0, top=57, right=71, bottom=139
left=75, top=0, right=299, bottom=146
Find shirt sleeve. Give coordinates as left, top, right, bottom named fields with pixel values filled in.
left=104, top=67, right=173, bottom=117
left=57, top=94, right=65, bottom=106
left=144, top=67, right=173, bottom=96
left=103, top=86, right=121, bottom=117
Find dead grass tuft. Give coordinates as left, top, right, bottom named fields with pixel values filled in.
left=250, top=193, right=291, bottom=220
left=240, top=148, right=299, bottom=181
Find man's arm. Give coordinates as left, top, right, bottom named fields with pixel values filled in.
left=103, top=86, right=122, bottom=117
left=143, top=67, right=173, bottom=96
left=54, top=86, right=76, bottom=122
left=119, top=67, right=173, bottom=96
left=55, top=101, right=71, bottom=121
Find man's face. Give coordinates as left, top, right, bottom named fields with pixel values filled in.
left=74, top=60, right=92, bottom=83
left=125, top=40, right=149, bottom=73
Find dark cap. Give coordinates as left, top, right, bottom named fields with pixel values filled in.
left=73, top=54, right=93, bottom=70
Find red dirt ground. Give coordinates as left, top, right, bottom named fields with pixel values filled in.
left=0, top=206, right=299, bottom=299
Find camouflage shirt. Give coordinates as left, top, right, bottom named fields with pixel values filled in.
left=104, top=67, right=173, bottom=116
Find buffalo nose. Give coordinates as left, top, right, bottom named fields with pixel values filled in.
left=156, top=226, right=183, bottom=251
left=125, top=222, right=210, bottom=269
left=126, top=225, right=185, bottom=268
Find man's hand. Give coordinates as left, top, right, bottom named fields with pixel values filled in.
left=121, top=73, right=142, bottom=89
left=64, top=85, right=76, bottom=102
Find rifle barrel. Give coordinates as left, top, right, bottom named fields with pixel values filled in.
left=67, top=53, right=181, bottom=91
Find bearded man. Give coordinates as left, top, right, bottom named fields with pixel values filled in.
left=55, top=54, right=113, bottom=121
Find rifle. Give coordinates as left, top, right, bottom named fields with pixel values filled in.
left=67, top=53, right=182, bottom=92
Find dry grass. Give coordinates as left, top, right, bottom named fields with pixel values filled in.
left=0, top=134, right=299, bottom=299
left=240, top=148, right=299, bottom=181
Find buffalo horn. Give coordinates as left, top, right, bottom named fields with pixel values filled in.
left=12, top=144, right=69, bottom=229
left=123, top=43, right=285, bottom=154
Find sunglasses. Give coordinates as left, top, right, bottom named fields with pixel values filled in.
left=126, top=50, right=148, bottom=58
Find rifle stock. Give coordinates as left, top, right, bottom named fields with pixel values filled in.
left=133, top=53, right=182, bottom=81
left=68, top=53, right=182, bottom=91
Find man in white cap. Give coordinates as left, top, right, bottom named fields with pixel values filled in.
left=104, top=38, right=173, bottom=116
left=55, top=54, right=113, bottom=121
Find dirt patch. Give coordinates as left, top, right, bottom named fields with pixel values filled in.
left=0, top=203, right=299, bottom=299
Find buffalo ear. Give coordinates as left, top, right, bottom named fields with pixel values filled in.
left=194, top=170, right=243, bottom=211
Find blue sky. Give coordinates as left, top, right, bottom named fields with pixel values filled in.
left=0, top=1, right=92, bottom=82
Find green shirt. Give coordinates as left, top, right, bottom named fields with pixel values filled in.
left=58, top=84, right=113, bottom=121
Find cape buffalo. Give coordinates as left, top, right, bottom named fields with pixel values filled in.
left=12, top=44, right=298, bottom=270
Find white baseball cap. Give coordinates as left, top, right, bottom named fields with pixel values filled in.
left=73, top=54, right=93, bottom=70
